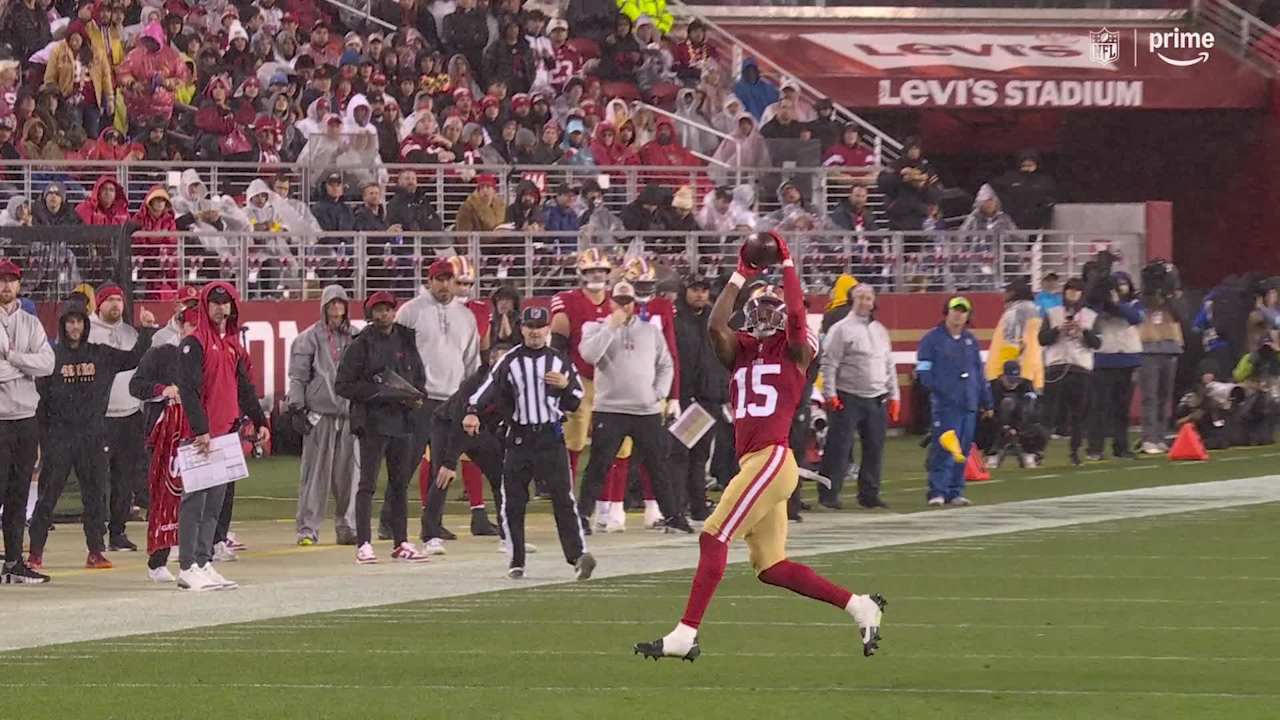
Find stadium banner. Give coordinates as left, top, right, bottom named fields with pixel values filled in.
left=721, top=24, right=1268, bottom=109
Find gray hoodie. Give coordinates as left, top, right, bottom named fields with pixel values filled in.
left=287, top=285, right=356, bottom=416
left=0, top=301, right=56, bottom=420
left=151, top=314, right=183, bottom=347
left=396, top=289, right=479, bottom=401
left=579, top=317, right=673, bottom=416
left=89, top=313, right=144, bottom=417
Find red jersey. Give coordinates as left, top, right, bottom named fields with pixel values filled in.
left=464, top=299, right=490, bottom=342
left=550, top=43, right=585, bottom=91
left=550, top=288, right=612, bottom=379
left=636, top=297, right=680, bottom=400
left=729, top=328, right=818, bottom=457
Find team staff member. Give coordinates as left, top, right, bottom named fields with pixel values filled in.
left=90, top=282, right=157, bottom=552
left=152, top=286, right=201, bottom=347
left=917, top=296, right=992, bottom=507
left=464, top=306, right=595, bottom=581
left=175, top=282, right=270, bottom=591
left=818, top=284, right=898, bottom=510
left=0, top=259, right=56, bottom=585
left=336, top=292, right=431, bottom=565
left=671, top=276, right=727, bottom=520
left=28, top=297, right=153, bottom=571
left=576, top=280, right=693, bottom=535
left=287, top=285, right=359, bottom=546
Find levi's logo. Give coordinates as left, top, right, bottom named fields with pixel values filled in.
left=804, top=31, right=1108, bottom=72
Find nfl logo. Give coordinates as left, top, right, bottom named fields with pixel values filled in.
left=1090, top=28, right=1119, bottom=65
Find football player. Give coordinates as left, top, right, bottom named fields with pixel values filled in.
left=635, top=232, right=886, bottom=662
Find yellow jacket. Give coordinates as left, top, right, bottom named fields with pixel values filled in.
left=44, top=40, right=113, bottom=107
left=617, top=0, right=674, bottom=34
left=986, top=313, right=1044, bottom=391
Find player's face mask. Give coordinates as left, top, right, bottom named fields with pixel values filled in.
left=582, top=269, right=609, bottom=292
left=633, top=280, right=655, bottom=303
left=744, top=296, right=786, bottom=338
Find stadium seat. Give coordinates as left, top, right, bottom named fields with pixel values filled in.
left=567, top=37, right=601, bottom=60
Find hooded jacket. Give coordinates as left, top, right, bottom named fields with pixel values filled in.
left=589, top=121, right=633, bottom=168
left=116, top=21, right=188, bottom=122
left=712, top=112, right=770, bottom=183
left=960, top=183, right=1018, bottom=233
left=0, top=296, right=56, bottom=421
left=33, top=184, right=81, bottom=226
left=505, top=180, right=545, bottom=229
left=991, top=150, right=1057, bottom=230
left=89, top=304, right=154, bottom=418
left=0, top=197, right=29, bottom=227
left=177, top=282, right=268, bottom=438
left=733, top=58, right=780, bottom=120
left=39, top=299, right=150, bottom=433
left=674, top=290, right=729, bottom=404
left=287, top=285, right=355, bottom=416
left=639, top=119, right=702, bottom=174
left=396, top=289, right=480, bottom=401
left=132, top=185, right=178, bottom=245
left=76, top=176, right=130, bottom=226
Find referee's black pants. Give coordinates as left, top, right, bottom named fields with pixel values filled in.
left=578, top=412, right=680, bottom=522
left=421, top=416, right=506, bottom=541
left=500, top=425, right=584, bottom=571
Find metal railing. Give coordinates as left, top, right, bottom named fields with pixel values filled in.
left=1191, top=0, right=1280, bottom=73
left=120, top=229, right=1144, bottom=303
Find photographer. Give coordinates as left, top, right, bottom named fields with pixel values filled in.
left=1137, top=263, right=1185, bottom=454
left=1038, top=278, right=1101, bottom=466
left=977, top=361, right=1047, bottom=469
left=1176, top=360, right=1237, bottom=450
left=1231, top=336, right=1280, bottom=445
left=1087, top=271, right=1144, bottom=461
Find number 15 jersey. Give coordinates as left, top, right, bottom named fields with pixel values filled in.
left=729, top=329, right=817, bottom=457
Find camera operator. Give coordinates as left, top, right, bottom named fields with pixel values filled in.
left=1231, top=335, right=1280, bottom=445
left=1086, top=271, right=1144, bottom=461
left=1038, top=278, right=1101, bottom=466
left=976, top=361, right=1047, bottom=469
left=1137, top=265, right=1185, bottom=454
left=1176, top=360, right=1239, bottom=450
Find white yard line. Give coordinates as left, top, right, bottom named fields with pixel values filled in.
left=2, top=475, right=1279, bottom=653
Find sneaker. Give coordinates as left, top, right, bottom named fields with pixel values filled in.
left=1020, top=453, right=1039, bottom=469
left=420, top=538, right=447, bottom=556
left=297, top=536, right=317, bottom=546
left=642, top=501, right=664, bottom=529
left=507, top=566, right=525, bottom=579
left=1140, top=441, right=1163, bottom=455
left=574, top=552, right=597, bottom=581
left=335, top=528, right=358, bottom=546
left=1085, top=453, right=1104, bottom=462
left=148, top=566, right=176, bottom=583
left=470, top=508, right=499, bottom=536
left=26, top=552, right=43, bottom=571
left=212, top=542, right=237, bottom=562
left=108, top=534, right=138, bottom=552
left=391, top=542, right=431, bottom=563
left=355, top=542, right=377, bottom=565
left=496, top=540, right=539, bottom=554
left=85, top=552, right=113, bottom=569
left=1070, top=451, right=1083, bottom=467
left=984, top=454, right=1000, bottom=470
left=634, top=624, right=700, bottom=662
left=947, top=496, right=972, bottom=507
left=224, top=532, right=247, bottom=552
left=199, top=563, right=238, bottom=590
left=846, top=593, right=888, bottom=657
left=1157, top=442, right=1170, bottom=453
left=2, top=561, right=50, bottom=584
left=602, top=517, right=626, bottom=533
left=434, top=526, right=458, bottom=542
left=661, top=515, right=695, bottom=534
left=926, top=496, right=945, bottom=507
left=176, top=566, right=217, bottom=591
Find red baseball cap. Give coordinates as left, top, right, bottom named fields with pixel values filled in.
left=178, top=306, right=201, bottom=325
left=475, top=174, right=497, bottom=188
left=427, top=258, right=455, bottom=280
left=0, top=259, right=20, bottom=280
left=364, top=291, right=397, bottom=313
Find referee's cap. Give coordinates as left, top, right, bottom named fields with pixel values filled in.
left=521, top=305, right=550, bottom=328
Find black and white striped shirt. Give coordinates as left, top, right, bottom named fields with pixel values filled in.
left=468, top=345, right=584, bottom=426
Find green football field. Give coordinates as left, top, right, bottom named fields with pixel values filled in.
left=7, top=438, right=1280, bottom=719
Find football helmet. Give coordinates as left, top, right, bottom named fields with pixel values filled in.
left=622, top=256, right=657, bottom=302
left=742, top=284, right=786, bottom=338
left=578, top=247, right=612, bottom=292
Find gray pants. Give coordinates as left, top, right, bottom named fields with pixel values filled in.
left=178, top=484, right=228, bottom=570
left=1139, top=354, right=1179, bottom=444
left=296, top=415, right=358, bottom=540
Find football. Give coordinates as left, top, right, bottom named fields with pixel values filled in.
left=741, top=232, right=781, bottom=270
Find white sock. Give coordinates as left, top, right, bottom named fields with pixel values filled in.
left=644, top=499, right=660, bottom=514
left=596, top=501, right=613, bottom=521
left=665, top=622, right=698, bottom=647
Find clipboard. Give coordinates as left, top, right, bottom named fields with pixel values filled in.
left=177, top=433, right=250, bottom=493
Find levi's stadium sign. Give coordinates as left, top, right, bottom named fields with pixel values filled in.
left=719, top=24, right=1268, bottom=110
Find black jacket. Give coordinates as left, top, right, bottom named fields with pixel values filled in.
left=431, top=361, right=507, bottom=471
left=352, top=203, right=391, bottom=231
left=130, top=342, right=181, bottom=436
left=3, top=2, right=52, bottom=70
left=312, top=189, right=357, bottom=234
left=334, top=323, right=427, bottom=438
left=991, top=167, right=1057, bottom=230
left=38, top=304, right=152, bottom=435
left=386, top=188, right=444, bottom=232
left=443, top=8, right=489, bottom=71
left=674, top=295, right=729, bottom=405
left=482, top=37, right=536, bottom=94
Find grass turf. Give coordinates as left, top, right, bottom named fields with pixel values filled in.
left=7, top=502, right=1278, bottom=719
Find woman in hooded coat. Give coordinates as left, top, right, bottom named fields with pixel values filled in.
left=240, top=178, right=303, bottom=295
left=132, top=185, right=180, bottom=295
left=76, top=175, right=131, bottom=226
left=445, top=54, right=484, bottom=103
left=0, top=197, right=32, bottom=227
left=295, top=97, right=333, bottom=141
left=221, top=21, right=256, bottom=82
left=711, top=113, right=770, bottom=183
left=195, top=76, right=244, bottom=160
left=232, top=76, right=264, bottom=123
left=171, top=168, right=252, bottom=267
left=117, top=20, right=189, bottom=124
left=85, top=127, right=144, bottom=162
left=296, top=113, right=350, bottom=173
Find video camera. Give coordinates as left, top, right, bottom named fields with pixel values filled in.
left=1141, top=258, right=1181, bottom=299
left=1081, top=250, right=1119, bottom=309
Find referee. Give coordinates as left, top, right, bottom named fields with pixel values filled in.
left=463, top=306, right=596, bottom=581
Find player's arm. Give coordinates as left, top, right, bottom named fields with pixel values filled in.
left=550, top=295, right=571, bottom=352
left=708, top=275, right=741, bottom=370
left=662, top=304, right=680, bottom=401
left=776, top=234, right=815, bottom=371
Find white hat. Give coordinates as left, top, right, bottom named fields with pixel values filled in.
left=611, top=280, right=636, bottom=299
left=547, top=18, right=568, bottom=32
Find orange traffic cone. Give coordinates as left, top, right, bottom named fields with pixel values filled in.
left=964, top=445, right=991, bottom=481
left=1168, top=423, right=1209, bottom=461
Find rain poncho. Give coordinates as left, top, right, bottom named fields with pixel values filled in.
left=171, top=168, right=251, bottom=260
left=295, top=97, right=333, bottom=140
left=116, top=21, right=190, bottom=123
left=711, top=113, right=770, bottom=185
left=675, top=88, right=719, bottom=157
left=0, top=196, right=30, bottom=226
left=241, top=178, right=306, bottom=268
left=336, top=94, right=384, bottom=189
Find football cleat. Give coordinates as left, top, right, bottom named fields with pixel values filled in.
left=633, top=636, right=701, bottom=662
left=661, top=515, right=695, bottom=534
left=846, top=593, right=888, bottom=657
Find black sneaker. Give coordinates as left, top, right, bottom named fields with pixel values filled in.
left=662, top=515, right=695, bottom=534
left=579, top=515, right=593, bottom=536
left=574, top=552, right=597, bottom=581
left=435, top=526, right=458, bottom=542
left=470, top=509, right=499, bottom=537
left=634, top=636, right=700, bottom=662
left=1070, top=451, right=1083, bottom=467
left=857, top=498, right=890, bottom=510
left=2, top=561, right=51, bottom=584
left=108, top=534, right=138, bottom=552
left=335, top=528, right=358, bottom=546
left=377, top=523, right=393, bottom=541
left=689, top=503, right=710, bottom=522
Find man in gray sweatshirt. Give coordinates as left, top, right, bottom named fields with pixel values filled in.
left=89, top=282, right=157, bottom=552
left=151, top=285, right=201, bottom=348
left=288, top=285, right=359, bottom=546
left=0, top=260, right=56, bottom=584
left=391, top=258, right=479, bottom=550
left=575, top=280, right=693, bottom=535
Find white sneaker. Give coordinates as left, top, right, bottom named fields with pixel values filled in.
left=984, top=455, right=1000, bottom=470
left=200, top=563, right=238, bottom=590
left=926, top=496, right=945, bottom=507
left=845, top=593, right=887, bottom=656
left=176, top=567, right=217, bottom=592
left=1140, top=441, right=1163, bottom=455
left=392, top=542, right=431, bottom=563
left=507, top=566, right=525, bottom=579
left=355, top=542, right=377, bottom=564
left=947, top=496, right=972, bottom=507
left=212, top=542, right=237, bottom=563
left=420, top=538, right=447, bottom=556
left=497, top=540, right=538, bottom=554
left=643, top=500, right=664, bottom=530
left=1021, top=453, right=1039, bottom=468
left=148, top=566, right=175, bottom=584
left=1157, top=442, right=1170, bottom=452
left=224, top=532, right=247, bottom=551
left=607, top=502, right=626, bottom=532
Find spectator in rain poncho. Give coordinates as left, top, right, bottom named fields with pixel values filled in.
left=675, top=88, right=719, bottom=158
left=172, top=168, right=251, bottom=263
left=711, top=96, right=744, bottom=137
left=295, top=97, right=334, bottom=141
left=240, top=178, right=305, bottom=294
left=711, top=113, right=770, bottom=184
left=116, top=20, right=190, bottom=125
left=956, top=183, right=1019, bottom=289
left=760, top=180, right=826, bottom=233
left=0, top=197, right=31, bottom=227
left=697, top=186, right=735, bottom=233
left=336, top=94, right=384, bottom=190
left=296, top=112, right=351, bottom=173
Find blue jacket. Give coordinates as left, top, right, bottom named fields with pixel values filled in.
left=1034, top=291, right=1062, bottom=316
left=733, top=58, right=780, bottom=120
left=917, top=323, right=992, bottom=413
left=545, top=203, right=580, bottom=234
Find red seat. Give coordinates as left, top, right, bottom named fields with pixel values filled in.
left=567, top=37, right=600, bottom=60
left=600, top=80, right=641, bottom=103
left=645, top=82, right=680, bottom=110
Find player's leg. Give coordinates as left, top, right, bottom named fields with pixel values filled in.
left=634, top=445, right=788, bottom=661
left=564, top=377, right=594, bottom=482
